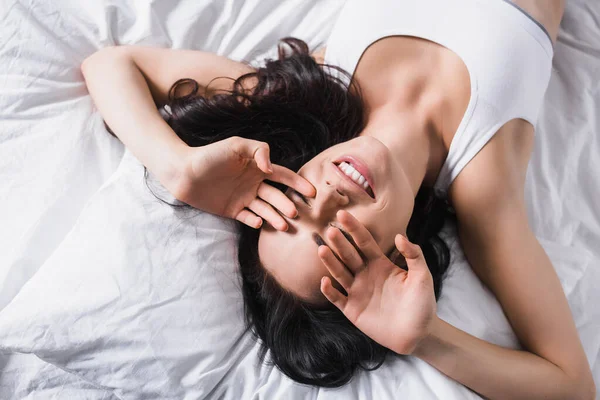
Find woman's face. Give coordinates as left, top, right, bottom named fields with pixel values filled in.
left=258, top=136, right=415, bottom=303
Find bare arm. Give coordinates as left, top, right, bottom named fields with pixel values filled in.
left=81, top=46, right=253, bottom=196
left=81, top=46, right=315, bottom=230
left=413, top=123, right=595, bottom=399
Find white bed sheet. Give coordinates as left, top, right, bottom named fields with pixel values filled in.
left=0, top=0, right=598, bottom=398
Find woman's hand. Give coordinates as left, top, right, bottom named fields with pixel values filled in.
left=318, top=210, right=437, bottom=355
left=176, top=136, right=315, bottom=231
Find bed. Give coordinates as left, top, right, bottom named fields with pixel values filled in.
left=0, top=0, right=598, bottom=398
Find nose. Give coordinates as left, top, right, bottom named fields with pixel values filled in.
left=311, top=180, right=350, bottom=218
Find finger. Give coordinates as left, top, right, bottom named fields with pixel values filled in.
left=326, top=225, right=364, bottom=273
left=394, top=234, right=429, bottom=275
left=320, top=276, right=348, bottom=311
left=235, top=209, right=263, bottom=229
left=269, top=164, right=316, bottom=198
left=257, top=182, right=298, bottom=219
left=337, top=210, right=383, bottom=260
left=254, top=146, right=273, bottom=174
left=318, top=245, right=354, bottom=291
left=248, top=198, right=288, bottom=231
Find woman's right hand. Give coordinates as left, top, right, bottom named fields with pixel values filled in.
left=319, top=210, right=437, bottom=355
left=175, top=136, right=315, bottom=231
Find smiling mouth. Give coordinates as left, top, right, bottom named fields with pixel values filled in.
left=334, top=161, right=375, bottom=198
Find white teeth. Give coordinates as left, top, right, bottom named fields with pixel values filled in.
left=337, top=161, right=371, bottom=194
left=342, top=162, right=355, bottom=173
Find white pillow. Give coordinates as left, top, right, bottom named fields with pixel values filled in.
left=0, top=353, right=117, bottom=399
left=0, top=152, right=254, bottom=399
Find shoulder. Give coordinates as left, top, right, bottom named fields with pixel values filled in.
left=510, top=0, right=565, bottom=44
left=447, top=119, right=534, bottom=234
left=446, top=119, right=536, bottom=282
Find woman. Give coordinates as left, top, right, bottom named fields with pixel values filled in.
left=81, top=0, right=596, bottom=398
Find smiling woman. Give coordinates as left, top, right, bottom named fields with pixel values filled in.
left=80, top=0, right=596, bottom=396
left=259, top=136, right=418, bottom=303
left=161, top=42, right=453, bottom=386
left=148, top=39, right=454, bottom=386
left=254, top=127, right=449, bottom=383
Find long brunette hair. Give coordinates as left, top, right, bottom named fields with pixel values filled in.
left=154, top=38, right=453, bottom=387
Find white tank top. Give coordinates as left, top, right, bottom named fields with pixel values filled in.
left=324, top=0, right=554, bottom=195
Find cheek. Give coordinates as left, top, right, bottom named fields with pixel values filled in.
left=348, top=208, right=384, bottom=244
left=389, top=176, right=414, bottom=226
left=367, top=197, right=409, bottom=243
left=296, top=153, right=324, bottom=178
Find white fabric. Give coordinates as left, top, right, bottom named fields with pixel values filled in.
left=324, top=0, right=554, bottom=194
left=0, top=0, right=599, bottom=399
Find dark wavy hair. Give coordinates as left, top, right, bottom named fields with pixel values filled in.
left=149, top=38, right=454, bottom=387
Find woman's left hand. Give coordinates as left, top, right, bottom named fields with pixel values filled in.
left=175, top=136, right=315, bottom=231
left=318, top=210, right=437, bottom=355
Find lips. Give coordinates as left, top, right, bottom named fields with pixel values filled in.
left=332, top=155, right=375, bottom=198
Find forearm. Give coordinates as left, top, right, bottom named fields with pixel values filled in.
left=413, top=316, right=592, bottom=400
left=81, top=47, right=189, bottom=194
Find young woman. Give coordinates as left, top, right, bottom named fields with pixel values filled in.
left=81, top=0, right=595, bottom=398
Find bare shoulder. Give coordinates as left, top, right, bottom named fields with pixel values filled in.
left=446, top=119, right=535, bottom=283
left=510, top=0, right=565, bottom=43
left=447, top=119, right=534, bottom=226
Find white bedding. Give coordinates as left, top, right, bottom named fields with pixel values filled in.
left=0, top=0, right=598, bottom=399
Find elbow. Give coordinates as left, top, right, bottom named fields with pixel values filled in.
left=582, top=379, right=596, bottom=400
left=81, top=46, right=128, bottom=79
left=579, top=363, right=596, bottom=400
left=570, top=373, right=596, bottom=400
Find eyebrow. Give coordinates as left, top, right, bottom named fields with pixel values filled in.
left=319, top=225, right=367, bottom=262
left=312, top=232, right=327, bottom=247
left=311, top=227, right=367, bottom=267
left=308, top=232, right=349, bottom=294
left=285, top=192, right=365, bottom=264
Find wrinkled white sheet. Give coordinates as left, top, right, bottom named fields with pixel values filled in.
left=0, top=0, right=598, bottom=399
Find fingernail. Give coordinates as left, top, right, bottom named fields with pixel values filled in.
left=328, top=222, right=343, bottom=231
left=401, top=234, right=414, bottom=246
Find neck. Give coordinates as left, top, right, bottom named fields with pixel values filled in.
left=352, top=37, right=450, bottom=198
left=361, top=106, right=445, bottom=198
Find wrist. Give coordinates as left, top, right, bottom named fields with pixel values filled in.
left=161, top=141, right=194, bottom=201
left=411, top=314, right=444, bottom=358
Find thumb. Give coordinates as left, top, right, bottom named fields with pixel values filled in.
left=254, top=145, right=273, bottom=174
left=394, top=234, right=428, bottom=275
left=230, top=137, right=273, bottom=174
